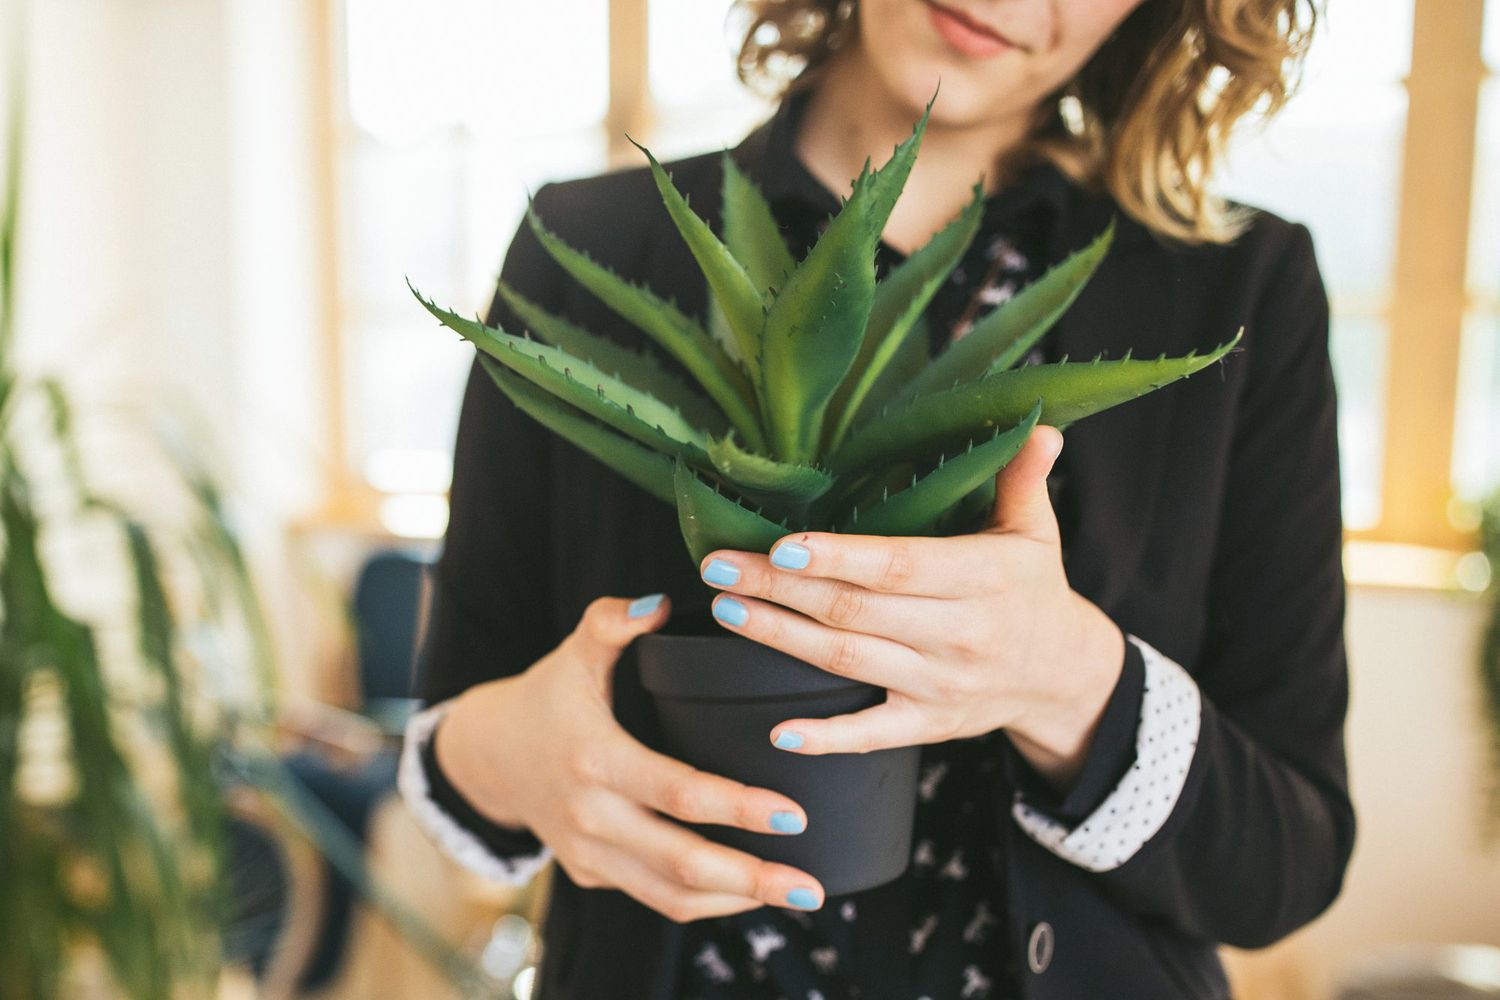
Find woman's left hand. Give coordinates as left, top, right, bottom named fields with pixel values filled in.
left=697, top=425, right=1127, bottom=790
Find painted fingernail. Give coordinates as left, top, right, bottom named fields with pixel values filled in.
left=786, top=888, right=820, bottom=910
left=773, top=730, right=804, bottom=750
left=702, top=558, right=741, bottom=587
left=770, top=542, right=810, bottom=570
left=712, top=596, right=748, bottom=627
left=627, top=593, right=665, bottom=618
left=770, top=811, right=805, bottom=834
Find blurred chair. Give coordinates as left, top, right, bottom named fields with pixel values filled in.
left=229, top=546, right=433, bottom=995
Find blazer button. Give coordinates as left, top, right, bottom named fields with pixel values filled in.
left=1027, top=921, right=1055, bottom=974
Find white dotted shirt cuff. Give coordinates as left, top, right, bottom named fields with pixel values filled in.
left=397, top=700, right=553, bottom=885
left=1011, top=634, right=1201, bottom=872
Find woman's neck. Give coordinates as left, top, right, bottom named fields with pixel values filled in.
left=793, top=49, right=1032, bottom=255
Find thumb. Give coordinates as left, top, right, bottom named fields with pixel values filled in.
left=568, top=593, right=671, bottom=677
left=985, top=424, right=1064, bottom=543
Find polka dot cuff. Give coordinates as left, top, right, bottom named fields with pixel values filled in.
left=1010, top=634, right=1202, bottom=872
left=396, top=699, right=554, bottom=885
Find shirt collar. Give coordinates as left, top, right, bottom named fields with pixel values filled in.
left=739, top=83, right=1076, bottom=259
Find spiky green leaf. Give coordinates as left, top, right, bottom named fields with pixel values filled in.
left=706, top=432, right=834, bottom=508
left=496, top=279, right=728, bottom=434
left=839, top=400, right=1041, bottom=534
left=522, top=200, right=764, bottom=448
left=673, top=459, right=796, bottom=565
left=759, top=86, right=939, bottom=462
left=480, top=356, right=675, bottom=503
left=410, top=279, right=711, bottom=464
left=825, top=179, right=985, bottom=450
left=830, top=329, right=1244, bottom=473
left=631, top=138, right=766, bottom=384
left=894, top=219, right=1116, bottom=406
left=720, top=152, right=796, bottom=302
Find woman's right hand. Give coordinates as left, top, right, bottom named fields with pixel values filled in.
left=433, top=593, right=826, bottom=923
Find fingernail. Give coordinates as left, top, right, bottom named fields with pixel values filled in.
left=627, top=593, right=665, bottom=618
left=786, top=888, right=819, bottom=910
left=770, top=811, right=805, bottom=834
left=773, top=730, right=804, bottom=750
left=712, top=596, right=748, bottom=627
left=770, top=541, right=810, bottom=570
left=702, top=558, right=740, bottom=587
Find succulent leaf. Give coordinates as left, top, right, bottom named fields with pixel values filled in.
left=496, top=279, right=728, bottom=434
left=673, top=459, right=797, bottom=564
left=706, top=432, right=835, bottom=508
left=631, top=138, right=767, bottom=386
left=720, top=152, right=796, bottom=303
left=760, top=86, right=940, bottom=462
left=838, top=399, right=1041, bottom=534
left=825, top=179, right=985, bottom=450
left=480, top=356, right=676, bottom=503
left=521, top=200, right=764, bottom=449
left=894, top=219, right=1116, bottom=406
left=830, top=329, right=1244, bottom=473
left=410, top=279, right=713, bottom=464
left=935, top=476, right=999, bottom=535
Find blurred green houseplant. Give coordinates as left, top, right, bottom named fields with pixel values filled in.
left=409, top=88, right=1241, bottom=566
left=0, top=62, right=499, bottom=999
left=1480, top=488, right=1500, bottom=830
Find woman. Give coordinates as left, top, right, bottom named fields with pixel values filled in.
left=398, top=0, right=1354, bottom=997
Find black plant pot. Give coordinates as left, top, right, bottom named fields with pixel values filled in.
left=636, top=612, right=920, bottom=897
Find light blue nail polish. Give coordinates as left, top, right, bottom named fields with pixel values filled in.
left=713, top=596, right=749, bottom=627
left=774, top=731, right=804, bottom=750
left=627, top=593, right=664, bottom=618
left=770, top=542, right=810, bottom=570
left=770, top=811, right=805, bottom=834
left=786, top=888, right=819, bottom=910
left=702, top=558, right=741, bottom=587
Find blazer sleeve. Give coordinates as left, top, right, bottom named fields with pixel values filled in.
left=1010, top=221, right=1356, bottom=949
left=399, top=183, right=571, bottom=872
left=418, top=182, right=567, bottom=706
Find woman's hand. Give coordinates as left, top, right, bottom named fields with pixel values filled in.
left=433, top=594, right=826, bottom=921
left=697, top=425, right=1126, bottom=791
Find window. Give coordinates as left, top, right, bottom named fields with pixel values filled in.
left=327, top=0, right=1496, bottom=554
left=1453, top=3, right=1500, bottom=509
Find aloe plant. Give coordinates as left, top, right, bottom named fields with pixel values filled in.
left=410, top=88, right=1242, bottom=565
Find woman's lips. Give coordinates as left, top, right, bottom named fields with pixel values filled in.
left=923, top=0, right=1014, bottom=59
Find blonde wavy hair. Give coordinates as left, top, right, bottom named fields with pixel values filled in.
left=730, top=0, right=1318, bottom=244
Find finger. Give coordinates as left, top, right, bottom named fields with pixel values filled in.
left=698, top=551, right=958, bottom=647
left=709, top=593, right=920, bottom=689
left=596, top=732, right=809, bottom=836
left=576, top=839, right=765, bottom=923
left=601, top=798, right=825, bottom=912
left=762, top=531, right=1000, bottom=598
left=770, top=697, right=935, bottom=756
left=568, top=593, right=671, bottom=671
left=985, top=423, right=1064, bottom=544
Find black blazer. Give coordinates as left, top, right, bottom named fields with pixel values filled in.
left=418, top=103, right=1356, bottom=1000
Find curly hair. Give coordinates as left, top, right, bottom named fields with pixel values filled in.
left=729, top=0, right=1318, bottom=244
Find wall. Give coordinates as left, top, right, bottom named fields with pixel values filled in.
left=9, top=0, right=341, bottom=699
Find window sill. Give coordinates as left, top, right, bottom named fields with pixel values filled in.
left=1343, top=539, right=1490, bottom=594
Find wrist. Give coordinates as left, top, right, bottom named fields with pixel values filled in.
left=1006, top=594, right=1126, bottom=791
left=433, top=679, right=532, bottom=832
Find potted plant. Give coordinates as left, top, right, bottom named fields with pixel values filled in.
left=408, top=88, right=1242, bottom=895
